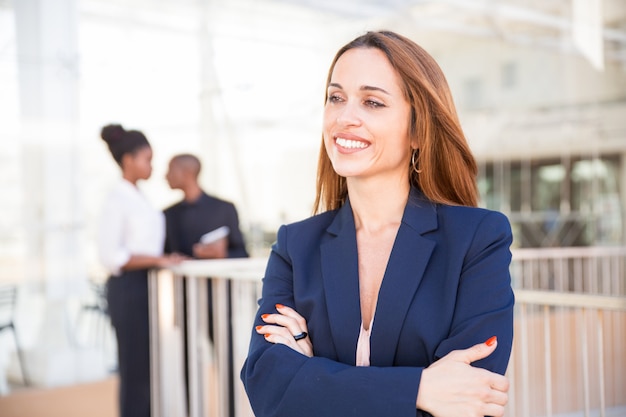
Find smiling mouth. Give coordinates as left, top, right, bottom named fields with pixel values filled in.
left=335, top=137, right=369, bottom=149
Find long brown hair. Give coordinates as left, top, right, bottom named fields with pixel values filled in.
left=313, top=31, right=478, bottom=214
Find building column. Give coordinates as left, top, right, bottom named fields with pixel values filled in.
left=13, top=0, right=105, bottom=387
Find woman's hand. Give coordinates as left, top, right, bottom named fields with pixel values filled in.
left=256, top=304, right=313, bottom=357
left=416, top=337, right=509, bottom=417
left=124, top=253, right=187, bottom=270
left=156, top=253, right=188, bottom=268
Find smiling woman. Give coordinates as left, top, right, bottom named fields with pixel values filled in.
left=315, top=31, right=479, bottom=215
left=323, top=48, right=414, bottom=183
left=241, top=30, right=515, bottom=417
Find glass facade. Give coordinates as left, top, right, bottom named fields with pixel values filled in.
left=479, top=155, right=624, bottom=247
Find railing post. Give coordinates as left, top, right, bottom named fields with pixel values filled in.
left=186, top=275, right=202, bottom=417
left=581, top=308, right=590, bottom=417
left=597, top=310, right=606, bottom=417
left=543, top=304, right=552, bottom=417
left=213, top=277, right=232, bottom=417
left=520, top=303, right=530, bottom=417
left=148, top=269, right=161, bottom=417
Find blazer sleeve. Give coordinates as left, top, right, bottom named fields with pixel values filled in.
left=240, top=225, right=423, bottom=417
left=434, top=210, right=515, bottom=374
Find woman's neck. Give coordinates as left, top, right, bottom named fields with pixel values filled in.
left=122, top=172, right=138, bottom=185
left=347, top=176, right=410, bottom=234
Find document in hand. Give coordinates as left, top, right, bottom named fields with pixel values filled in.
left=199, top=226, right=230, bottom=244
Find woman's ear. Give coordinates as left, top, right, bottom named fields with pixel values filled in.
left=120, top=152, right=133, bottom=171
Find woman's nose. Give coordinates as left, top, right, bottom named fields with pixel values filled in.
left=335, top=102, right=361, bottom=126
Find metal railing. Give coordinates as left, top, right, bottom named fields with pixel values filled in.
left=149, top=247, right=626, bottom=417
left=507, top=247, right=626, bottom=417
left=148, top=259, right=265, bottom=417
left=508, top=290, right=626, bottom=417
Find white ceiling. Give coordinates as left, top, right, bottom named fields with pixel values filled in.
left=273, top=0, right=626, bottom=64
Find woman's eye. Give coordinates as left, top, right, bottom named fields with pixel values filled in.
left=365, top=99, right=385, bottom=108
left=328, top=94, right=344, bottom=103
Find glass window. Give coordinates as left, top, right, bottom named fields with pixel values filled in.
left=478, top=154, right=623, bottom=247
left=532, top=162, right=565, bottom=212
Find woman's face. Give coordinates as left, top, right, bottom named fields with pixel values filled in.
left=126, top=146, right=153, bottom=181
left=323, top=47, right=415, bottom=183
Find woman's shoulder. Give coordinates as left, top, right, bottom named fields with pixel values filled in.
left=409, top=188, right=509, bottom=227
left=101, top=180, right=126, bottom=204
left=281, top=210, right=338, bottom=234
left=440, top=204, right=507, bottom=218
left=106, top=179, right=136, bottom=197
left=101, top=180, right=152, bottom=216
left=438, top=204, right=512, bottom=235
left=269, top=210, right=338, bottom=258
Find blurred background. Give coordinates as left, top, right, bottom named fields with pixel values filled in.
left=0, top=0, right=625, bottom=415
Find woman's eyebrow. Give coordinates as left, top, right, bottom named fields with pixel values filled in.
left=328, top=82, right=391, bottom=96
left=361, top=85, right=390, bottom=95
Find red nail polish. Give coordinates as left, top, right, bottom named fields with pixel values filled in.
left=261, top=314, right=269, bottom=319
left=264, top=334, right=270, bottom=338
left=255, top=325, right=262, bottom=331
left=275, top=303, right=284, bottom=309
left=485, top=336, right=497, bottom=346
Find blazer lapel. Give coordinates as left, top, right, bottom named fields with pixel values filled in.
left=320, top=201, right=361, bottom=365
left=370, top=189, right=438, bottom=366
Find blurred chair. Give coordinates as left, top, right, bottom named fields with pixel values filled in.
left=0, top=284, right=29, bottom=386
left=74, top=279, right=109, bottom=349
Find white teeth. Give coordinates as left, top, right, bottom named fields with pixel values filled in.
left=336, top=137, right=368, bottom=149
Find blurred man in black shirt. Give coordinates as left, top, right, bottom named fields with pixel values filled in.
left=164, top=153, right=248, bottom=259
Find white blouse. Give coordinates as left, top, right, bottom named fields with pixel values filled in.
left=97, top=179, right=165, bottom=275
left=356, top=317, right=374, bottom=367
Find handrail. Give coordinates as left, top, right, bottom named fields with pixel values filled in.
left=168, top=257, right=267, bottom=281
left=511, top=246, right=626, bottom=260
left=514, top=289, right=626, bottom=311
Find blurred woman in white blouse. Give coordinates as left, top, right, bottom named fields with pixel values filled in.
left=98, top=124, right=181, bottom=417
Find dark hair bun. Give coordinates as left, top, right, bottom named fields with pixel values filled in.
left=100, top=123, right=150, bottom=165
left=100, top=124, right=126, bottom=144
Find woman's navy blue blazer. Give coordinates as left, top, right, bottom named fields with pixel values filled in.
left=241, top=188, right=515, bottom=417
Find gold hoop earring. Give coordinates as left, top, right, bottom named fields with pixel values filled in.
left=411, top=150, right=421, bottom=174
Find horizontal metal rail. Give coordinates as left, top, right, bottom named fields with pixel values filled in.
left=515, top=289, right=626, bottom=311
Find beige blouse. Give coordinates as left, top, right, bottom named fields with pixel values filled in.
left=356, top=318, right=375, bottom=367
